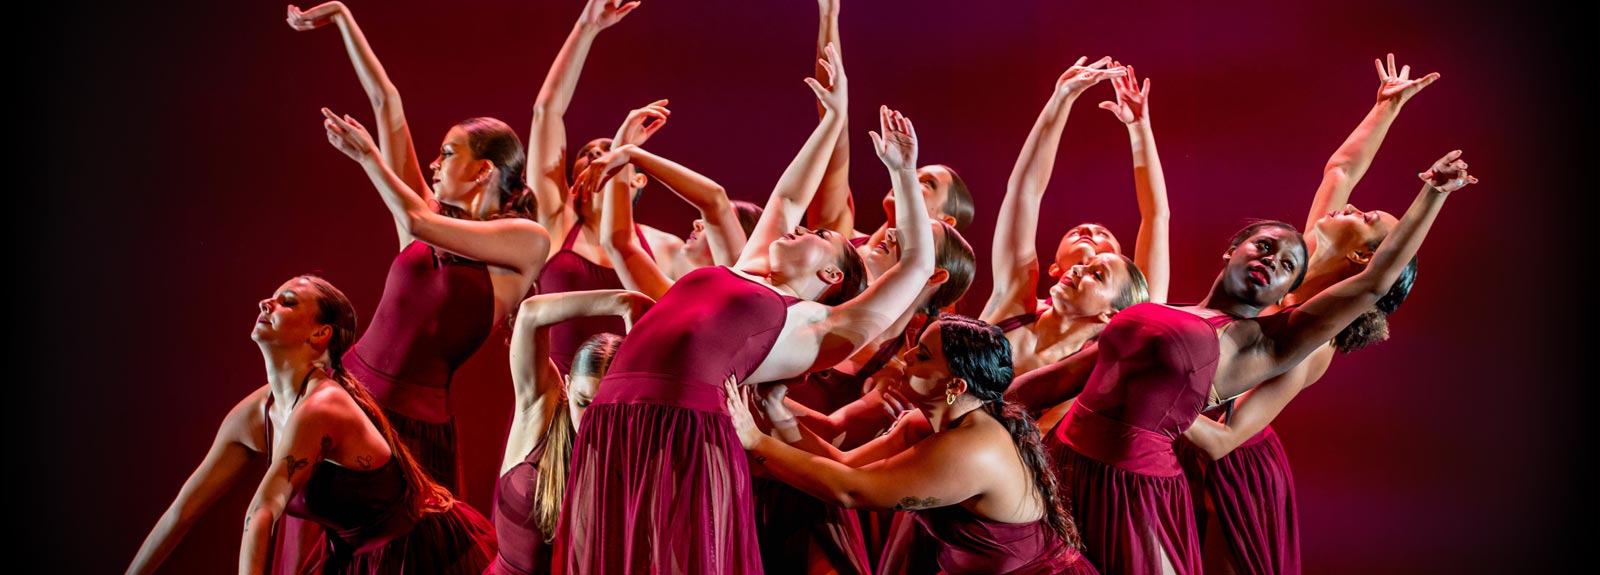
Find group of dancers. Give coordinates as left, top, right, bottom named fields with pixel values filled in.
left=125, top=1, right=1477, bottom=574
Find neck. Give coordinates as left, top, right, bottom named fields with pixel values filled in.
left=260, top=345, right=324, bottom=407
left=1197, top=276, right=1267, bottom=318
left=1033, top=309, right=1102, bottom=353
left=765, top=269, right=826, bottom=301
left=921, top=396, right=984, bottom=433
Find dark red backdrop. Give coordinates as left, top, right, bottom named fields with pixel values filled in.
left=26, top=1, right=1590, bottom=573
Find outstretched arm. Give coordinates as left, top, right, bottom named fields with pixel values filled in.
left=1304, top=53, right=1439, bottom=250
left=579, top=137, right=747, bottom=268
left=127, top=390, right=263, bottom=575
left=595, top=160, right=676, bottom=300
left=806, top=0, right=855, bottom=235
left=505, top=289, right=652, bottom=475
left=1003, top=342, right=1097, bottom=418
left=737, top=44, right=848, bottom=272
left=981, top=57, right=1126, bottom=322
left=1221, top=152, right=1475, bottom=398
left=1098, top=64, right=1171, bottom=303
left=288, top=2, right=433, bottom=249
left=526, top=0, right=642, bottom=232
left=323, top=110, right=552, bottom=274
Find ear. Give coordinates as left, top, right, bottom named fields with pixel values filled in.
left=630, top=172, right=649, bottom=190
left=1346, top=248, right=1374, bottom=266
left=927, top=267, right=950, bottom=286
left=1096, top=308, right=1116, bottom=324
left=1047, top=263, right=1063, bottom=278
left=818, top=266, right=844, bottom=286
left=1222, top=246, right=1237, bottom=261
left=939, top=214, right=957, bottom=227
left=947, top=378, right=969, bottom=397
left=475, top=160, right=496, bottom=183
left=309, top=325, right=333, bottom=348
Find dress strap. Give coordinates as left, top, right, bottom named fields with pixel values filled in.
left=560, top=222, right=584, bottom=250
left=633, top=224, right=655, bottom=259
left=995, top=309, right=1041, bottom=333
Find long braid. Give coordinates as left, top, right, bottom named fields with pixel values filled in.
left=937, top=314, right=1083, bottom=553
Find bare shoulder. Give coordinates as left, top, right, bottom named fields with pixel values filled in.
left=223, top=385, right=272, bottom=452
left=286, top=379, right=367, bottom=431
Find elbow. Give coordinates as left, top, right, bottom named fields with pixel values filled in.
left=1322, top=164, right=1354, bottom=186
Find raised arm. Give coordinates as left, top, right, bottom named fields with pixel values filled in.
left=981, top=57, right=1125, bottom=322
left=590, top=160, right=676, bottom=300
left=504, top=289, right=651, bottom=474
left=1304, top=54, right=1439, bottom=251
left=1098, top=64, right=1171, bottom=303
left=1220, top=152, right=1474, bottom=398
left=287, top=2, right=433, bottom=246
left=126, top=390, right=263, bottom=575
left=323, top=109, right=551, bottom=274
left=806, top=0, right=855, bottom=235
left=526, top=0, right=642, bottom=231
left=736, top=43, right=848, bottom=271
left=582, top=138, right=748, bottom=267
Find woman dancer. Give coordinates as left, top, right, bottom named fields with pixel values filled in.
left=1008, top=151, right=1475, bottom=574
left=555, top=45, right=938, bottom=572
left=288, top=2, right=552, bottom=495
left=490, top=289, right=650, bottom=575
left=127, top=276, right=496, bottom=574
left=1178, top=53, right=1439, bottom=575
left=526, top=0, right=693, bottom=373
left=728, top=315, right=1098, bottom=575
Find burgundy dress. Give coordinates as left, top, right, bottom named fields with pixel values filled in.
left=1184, top=424, right=1301, bottom=575
left=555, top=266, right=793, bottom=574
left=1046, top=303, right=1234, bottom=575
left=344, top=241, right=495, bottom=494
left=488, top=436, right=554, bottom=575
left=910, top=505, right=1098, bottom=575
left=537, top=223, right=653, bottom=374
left=263, top=395, right=498, bottom=574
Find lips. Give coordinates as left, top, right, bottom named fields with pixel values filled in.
left=1246, top=265, right=1269, bottom=286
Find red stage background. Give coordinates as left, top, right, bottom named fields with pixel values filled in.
left=26, top=1, right=1590, bottom=573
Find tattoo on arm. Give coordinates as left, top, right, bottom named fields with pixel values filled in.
left=356, top=455, right=373, bottom=470
left=892, top=496, right=941, bottom=511
left=319, top=435, right=334, bottom=459
left=753, top=455, right=767, bottom=465
left=284, top=455, right=310, bottom=481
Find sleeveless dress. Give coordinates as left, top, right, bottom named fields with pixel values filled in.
left=343, top=241, right=495, bottom=494
left=911, top=505, right=1098, bottom=575
left=537, top=223, right=654, bottom=374
left=1046, top=303, right=1235, bottom=575
left=555, top=266, right=795, bottom=574
left=488, top=435, right=554, bottom=575
left=262, top=394, right=497, bottom=574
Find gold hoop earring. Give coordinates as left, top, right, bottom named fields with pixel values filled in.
left=946, top=390, right=957, bottom=405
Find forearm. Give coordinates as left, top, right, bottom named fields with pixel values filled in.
left=889, top=167, right=935, bottom=271
left=359, top=156, right=433, bottom=233
left=626, top=146, right=730, bottom=216
left=992, top=95, right=1073, bottom=293
left=533, top=23, right=600, bottom=119
left=600, top=171, right=674, bottom=299
left=126, top=508, right=191, bottom=575
left=1361, top=183, right=1447, bottom=289
left=1127, top=120, right=1171, bottom=302
left=748, top=434, right=867, bottom=508
left=807, top=1, right=852, bottom=232
left=238, top=506, right=281, bottom=575
left=1310, top=100, right=1403, bottom=224
left=771, top=111, right=846, bottom=222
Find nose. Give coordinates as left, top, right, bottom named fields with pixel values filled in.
left=692, top=219, right=706, bottom=232
left=429, top=156, right=442, bottom=172
left=259, top=298, right=272, bottom=313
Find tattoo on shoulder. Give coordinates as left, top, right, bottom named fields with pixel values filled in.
left=892, top=496, right=940, bottom=511
left=319, top=435, right=334, bottom=459
left=753, top=455, right=767, bottom=465
left=284, top=455, right=310, bottom=481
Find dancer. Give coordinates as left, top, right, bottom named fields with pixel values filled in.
left=728, top=315, right=1098, bottom=575
left=555, top=44, right=938, bottom=572
left=127, top=276, right=496, bottom=574
left=491, top=289, right=650, bottom=575
left=288, top=2, right=552, bottom=496
left=526, top=0, right=691, bottom=373
left=1007, top=151, right=1475, bottom=574
left=1179, top=53, right=1439, bottom=575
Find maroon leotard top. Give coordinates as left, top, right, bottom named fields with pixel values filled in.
left=343, top=241, right=494, bottom=413
left=1060, top=303, right=1235, bottom=474
left=911, top=504, right=1078, bottom=575
left=592, top=266, right=798, bottom=413
left=492, top=436, right=552, bottom=575
left=537, top=223, right=654, bottom=373
left=263, top=394, right=412, bottom=554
